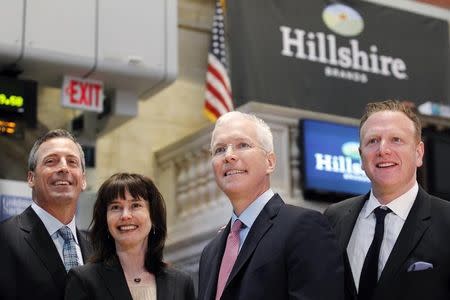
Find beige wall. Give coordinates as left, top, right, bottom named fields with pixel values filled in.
left=13, top=0, right=215, bottom=189
left=95, top=0, right=215, bottom=189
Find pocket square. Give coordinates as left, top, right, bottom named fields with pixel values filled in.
left=407, top=261, right=433, bottom=272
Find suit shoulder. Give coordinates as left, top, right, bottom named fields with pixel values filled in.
left=69, top=262, right=102, bottom=278
left=324, top=195, right=363, bottom=216
left=163, top=266, right=191, bottom=280
left=429, top=194, right=450, bottom=222
left=0, top=214, right=22, bottom=237
left=281, top=204, right=332, bottom=232
left=0, top=213, right=19, bottom=227
left=283, top=204, right=324, bottom=219
left=430, top=195, right=450, bottom=209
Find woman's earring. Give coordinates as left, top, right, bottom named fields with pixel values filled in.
left=153, top=227, right=156, bottom=235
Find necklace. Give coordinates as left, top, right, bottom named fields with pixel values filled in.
left=133, top=277, right=142, bottom=283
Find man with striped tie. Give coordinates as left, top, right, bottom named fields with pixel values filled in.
left=0, top=129, right=92, bottom=300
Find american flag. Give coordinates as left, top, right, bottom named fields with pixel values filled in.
left=204, top=0, right=233, bottom=122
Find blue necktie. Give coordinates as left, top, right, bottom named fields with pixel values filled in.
left=358, top=206, right=391, bottom=300
left=58, top=226, right=79, bottom=272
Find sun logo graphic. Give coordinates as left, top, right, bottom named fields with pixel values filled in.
left=322, top=3, right=364, bottom=37
left=341, top=142, right=361, bottom=160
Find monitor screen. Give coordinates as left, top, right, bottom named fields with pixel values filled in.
left=423, top=128, right=450, bottom=201
left=299, top=119, right=371, bottom=200
left=0, top=77, right=37, bottom=128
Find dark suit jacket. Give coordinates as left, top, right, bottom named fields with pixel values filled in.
left=324, top=187, right=450, bottom=300
left=0, top=206, right=92, bottom=300
left=64, top=262, right=195, bottom=300
left=198, top=193, right=344, bottom=300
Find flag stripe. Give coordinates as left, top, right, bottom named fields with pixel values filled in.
left=207, top=64, right=231, bottom=102
left=203, top=0, right=233, bottom=122
left=206, top=72, right=232, bottom=111
left=208, top=53, right=231, bottom=91
left=205, top=90, right=230, bottom=115
left=206, top=83, right=229, bottom=112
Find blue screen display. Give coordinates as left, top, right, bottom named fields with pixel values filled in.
left=301, top=119, right=371, bottom=196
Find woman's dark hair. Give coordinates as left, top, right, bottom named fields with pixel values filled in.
left=89, top=172, right=167, bottom=274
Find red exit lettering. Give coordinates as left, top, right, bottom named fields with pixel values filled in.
left=65, top=79, right=102, bottom=108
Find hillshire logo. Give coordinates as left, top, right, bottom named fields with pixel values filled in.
left=322, top=4, right=364, bottom=37
left=280, top=3, right=408, bottom=83
left=314, top=141, right=370, bottom=182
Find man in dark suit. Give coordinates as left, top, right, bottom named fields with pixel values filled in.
left=0, top=129, right=92, bottom=300
left=198, top=111, right=344, bottom=300
left=325, top=100, right=450, bottom=300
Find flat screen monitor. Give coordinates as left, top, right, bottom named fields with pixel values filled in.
left=299, top=119, right=371, bottom=200
left=0, top=77, right=37, bottom=128
left=423, top=128, right=450, bottom=201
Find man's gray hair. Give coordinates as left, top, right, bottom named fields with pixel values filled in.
left=28, top=129, right=86, bottom=172
left=211, top=111, right=274, bottom=152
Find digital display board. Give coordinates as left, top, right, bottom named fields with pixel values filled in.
left=0, top=77, right=37, bottom=128
left=299, top=119, right=371, bottom=200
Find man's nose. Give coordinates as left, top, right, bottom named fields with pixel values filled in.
left=224, top=145, right=237, bottom=162
left=57, top=159, right=69, bottom=173
left=378, top=140, right=391, bottom=155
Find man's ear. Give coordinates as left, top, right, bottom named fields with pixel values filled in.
left=27, top=171, right=35, bottom=188
left=81, top=174, right=87, bottom=191
left=266, top=152, right=276, bottom=174
left=359, top=147, right=365, bottom=171
left=416, top=141, right=425, bottom=167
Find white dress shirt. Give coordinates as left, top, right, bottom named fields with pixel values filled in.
left=31, top=202, right=84, bottom=265
left=347, top=182, right=418, bottom=290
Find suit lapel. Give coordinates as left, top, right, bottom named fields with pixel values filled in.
left=336, top=196, right=367, bottom=251
left=156, top=269, right=171, bottom=300
left=99, top=261, right=133, bottom=300
left=204, top=224, right=230, bottom=300
left=19, top=207, right=67, bottom=289
left=224, top=194, right=282, bottom=290
left=336, top=195, right=367, bottom=299
left=77, top=229, right=92, bottom=262
left=376, top=188, right=431, bottom=294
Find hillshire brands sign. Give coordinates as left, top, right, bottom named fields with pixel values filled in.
left=279, top=27, right=407, bottom=83
left=279, top=4, right=407, bottom=83
left=228, top=0, right=449, bottom=118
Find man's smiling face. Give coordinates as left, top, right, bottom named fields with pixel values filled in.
left=211, top=116, right=275, bottom=203
left=359, top=110, right=424, bottom=201
left=28, top=137, right=86, bottom=210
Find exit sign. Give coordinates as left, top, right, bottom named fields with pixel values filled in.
left=61, top=76, right=104, bottom=112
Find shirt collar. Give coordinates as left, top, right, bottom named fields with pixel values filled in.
left=231, top=189, right=274, bottom=228
left=362, top=182, right=418, bottom=220
left=31, top=202, right=79, bottom=244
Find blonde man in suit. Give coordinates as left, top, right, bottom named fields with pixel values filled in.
left=325, top=100, right=450, bottom=300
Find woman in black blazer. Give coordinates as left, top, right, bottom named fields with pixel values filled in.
left=65, top=173, right=195, bottom=300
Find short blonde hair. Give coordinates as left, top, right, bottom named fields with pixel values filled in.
left=211, top=111, right=274, bottom=152
left=360, top=100, right=422, bottom=142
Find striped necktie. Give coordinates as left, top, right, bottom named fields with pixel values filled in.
left=58, top=226, right=79, bottom=272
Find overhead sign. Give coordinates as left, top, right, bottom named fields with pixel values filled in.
left=0, top=77, right=37, bottom=127
left=61, top=76, right=104, bottom=113
left=227, top=0, right=449, bottom=118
